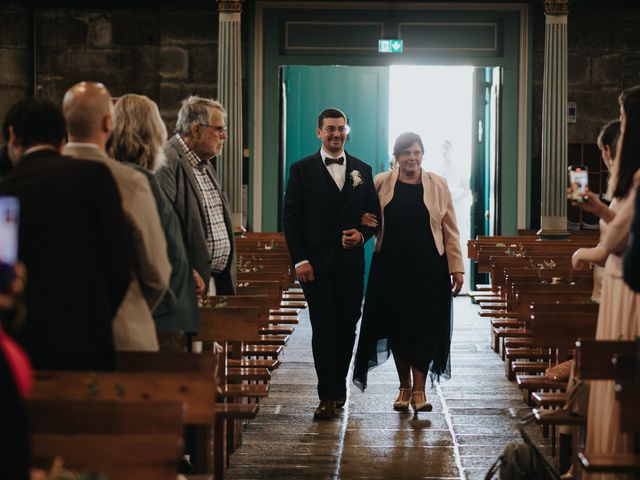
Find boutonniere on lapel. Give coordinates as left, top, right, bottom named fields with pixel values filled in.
left=350, top=170, right=364, bottom=189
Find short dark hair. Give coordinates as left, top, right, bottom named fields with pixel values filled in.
left=393, top=132, right=424, bottom=157
left=611, top=86, right=640, bottom=199
left=317, top=108, right=347, bottom=129
left=597, top=119, right=621, bottom=158
left=2, top=97, right=66, bottom=148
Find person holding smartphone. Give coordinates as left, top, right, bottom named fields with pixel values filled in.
left=570, top=120, right=620, bottom=303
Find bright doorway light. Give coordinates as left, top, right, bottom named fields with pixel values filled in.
left=389, top=66, right=474, bottom=287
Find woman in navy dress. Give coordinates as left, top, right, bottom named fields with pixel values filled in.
left=353, top=132, right=464, bottom=415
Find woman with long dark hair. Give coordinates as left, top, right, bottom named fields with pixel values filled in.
left=583, top=86, right=640, bottom=480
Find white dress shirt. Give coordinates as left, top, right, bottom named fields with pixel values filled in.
left=320, top=148, right=346, bottom=190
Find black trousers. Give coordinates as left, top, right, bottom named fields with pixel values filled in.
left=301, top=261, right=364, bottom=401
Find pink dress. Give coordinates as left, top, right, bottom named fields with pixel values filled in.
left=585, top=188, right=640, bottom=480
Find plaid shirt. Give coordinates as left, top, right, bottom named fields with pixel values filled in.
left=176, top=134, right=231, bottom=274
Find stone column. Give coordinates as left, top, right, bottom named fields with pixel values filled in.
left=217, top=0, right=243, bottom=228
left=538, top=0, right=569, bottom=238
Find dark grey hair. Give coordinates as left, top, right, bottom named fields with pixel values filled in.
left=175, top=96, right=226, bottom=136
left=393, top=132, right=424, bottom=158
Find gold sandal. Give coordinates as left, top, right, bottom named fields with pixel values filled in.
left=393, top=387, right=412, bottom=411
left=410, top=391, right=433, bottom=415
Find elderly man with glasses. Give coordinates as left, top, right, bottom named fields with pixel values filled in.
left=157, top=96, right=236, bottom=297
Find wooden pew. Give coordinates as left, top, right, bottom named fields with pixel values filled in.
left=516, top=311, right=597, bottom=404
left=576, top=339, right=640, bottom=475
left=115, top=350, right=253, bottom=478
left=29, top=399, right=184, bottom=480
left=31, top=368, right=214, bottom=477
left=206, top=294, right=283, bottom=370
left=468, top=235, right=598, bottom=262
left=195, top=306, right=272, bottom=478
left=196, top=306, right=269, bottom=400
left=495, top=286, right=593, bottom=357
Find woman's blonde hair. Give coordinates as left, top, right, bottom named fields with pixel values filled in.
left=110, top=94, right=167, bottom=172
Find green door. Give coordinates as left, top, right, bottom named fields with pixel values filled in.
left=470, top=67, right=501, bottom=288
left=281, top=65, right=390, bottom=285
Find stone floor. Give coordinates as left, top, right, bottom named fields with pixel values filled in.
left=225, top=296, right=551, bottom=480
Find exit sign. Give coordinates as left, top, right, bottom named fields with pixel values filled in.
left=378, top=39, right=403, bottom=53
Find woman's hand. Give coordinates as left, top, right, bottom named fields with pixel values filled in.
left=571, top=248, right=590, bottom=270
left=568, top=188, right=605, bottom=214
left=360, top=212, right=378, bottom=228
left=451, top=272, right=463, bottom=297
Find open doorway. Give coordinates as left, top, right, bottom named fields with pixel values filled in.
left=281, top=65, right=500, bottom=290
left=388, top=66, right=474, bottom=286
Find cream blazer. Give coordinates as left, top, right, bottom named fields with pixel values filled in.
left=64, top=143, right=171, bottom=351
left=373, top=168, right=465, bottom=274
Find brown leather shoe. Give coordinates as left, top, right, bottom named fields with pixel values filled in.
left=334, top=396, right=347, bottom=409
left=313, top=399, right=335, bottom=420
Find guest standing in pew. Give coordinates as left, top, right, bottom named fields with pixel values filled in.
left=283, top=108, right=380, bottom=420
left=62, top=82, right=171, bottom=352
left=571, top=120, right=621, bottom=304
left=548, top=121, right=619, bottom=382
left=353, top=132, right=464, bottom=416
left=157, top=96, right=236, bottom=296
left=623, top=170, right=640, bottom=292
left=574, top=86, right=640, bottom=480
left=109, top=94, right=201, bottom=350
left=0, top=98, right=131, bottom=369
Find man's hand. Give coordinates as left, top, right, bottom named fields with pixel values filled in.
left=342, top=228, right=363, bottom=249
left=295, top=263, right=315, bottom=283
left=451, top=272, right=463, bottom=297
left=360, top=212, right=379, bottom=228
left=193, top=269, right=206, bottom=295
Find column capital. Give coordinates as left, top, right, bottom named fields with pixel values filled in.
left=217, top=0, right=243, bottom=13
left=545, top=0, right=568, bottom=16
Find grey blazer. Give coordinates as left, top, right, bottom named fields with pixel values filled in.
left=156, top=135, right=236, bottom=291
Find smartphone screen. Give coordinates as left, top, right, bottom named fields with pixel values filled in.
left=568, top=167, right=589, bottom=202
left=0, top=197, right=19, bottom=290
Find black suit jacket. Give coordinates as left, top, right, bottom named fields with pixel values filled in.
left=623, top=185, right=640, bottom=292
left=283, top=151, right=380, bottom=274
left=0, top=150, right=131, bottom=370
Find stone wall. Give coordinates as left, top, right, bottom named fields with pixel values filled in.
left=0, top=5, right=32, bottom=128
left=0, top=2, right=223, bottom=132
left=529, top=2, right=640, bottom=228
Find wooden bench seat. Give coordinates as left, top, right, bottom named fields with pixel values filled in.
left=533, top=408, right=586, bottom=426
left=226, top=367, right=271, bottom=381
left=578, top=453, right=640, bottom=474
left=29, top=399, right=185, bottom=480
left=268, top=314, right=299, bottom=325
left=531, top=392, right=567, bottom=407
left=221, top=384, right=269, bottom=398
left=516, top=375, right=567, bottom=404
left=228, top=357, right=280, bottom=370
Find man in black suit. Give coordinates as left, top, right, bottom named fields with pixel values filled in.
left=283, top=108, right=380, bottom=419
left=0, top=98, right=131, bottom=370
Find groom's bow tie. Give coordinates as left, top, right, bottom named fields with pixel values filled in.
left=324, top=156, right=344, bottom=166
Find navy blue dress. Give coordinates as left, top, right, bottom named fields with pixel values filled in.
left=353, top=180, right=452, bottom=390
